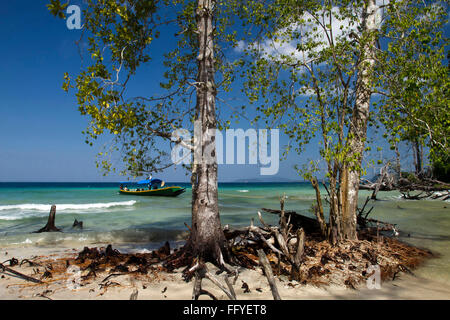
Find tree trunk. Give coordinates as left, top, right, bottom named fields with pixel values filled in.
left=310, top=177, right=327, bottom=238
left=189, top=0, right=229, bottom=264
left=339, top=0, right=378, bottom=241
left=35, top=205, right=61, bottom=233
left=413, top=139, right=423, bottom=176
left=395, top=142, right=401, bottom=178
left=328, top=175, right=340, bottom=245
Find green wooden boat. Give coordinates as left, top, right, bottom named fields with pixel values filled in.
left=119, top=178, right=185, bottom=197
left=119, top=186, right=185, bottom=197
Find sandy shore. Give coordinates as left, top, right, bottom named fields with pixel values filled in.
left=1, top=245, right=449, bottom=300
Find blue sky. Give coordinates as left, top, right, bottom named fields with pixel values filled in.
left=0, top=1, right=440, bottom=182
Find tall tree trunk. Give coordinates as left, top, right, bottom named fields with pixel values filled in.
left=395, top=142, right=401, bottom=178
left=189, top=0, right=229, bottom=264
left=310, top=177, right=328, bottom=238
left=413, top=139, right=423, bottom=176
left=339, top=0, right=378, bottom=241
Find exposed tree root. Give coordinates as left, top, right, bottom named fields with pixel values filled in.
left=190, top=262, right=236, bottom=300
left=257, top=249, right=281, bottom=300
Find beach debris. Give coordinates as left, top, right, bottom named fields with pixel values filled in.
left=221, top=195, right=433, bottom=293
left=263, top=196, right=399, bottom=238
left=20, top=259, right=41, bottom=267
left=359, top=164, right=395, bottom=199
left=34, top=205, right=61, bottom=233
left=241, top=280, right=250, bottom=293
left=344, top=278, right=357, bottom=290
left=0, top=262, right=43, bottom=284
left=41, top=270, right=52, bottom=279
left=35, top=290, right=53, bottom=300
left=101, top=273, right=124, bottom=283
left=358, top=164, right=450, bottom=197
left=401, top=190, right=434, bottom=200
left=99, top=281, right=120, bottom=290
left=260, top=207, right=321, bottom=234
left=158, top=241, right=171, bottom=256
left=72, top=219, right=83, bottom=229
left=161, top=286, right=167, bottom=293
left=29, top=242, right=175, bottom=292
left=2, top=258, right=19, bottom=267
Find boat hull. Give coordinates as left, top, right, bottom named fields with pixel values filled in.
left=119, top=186, right=185, bottom=197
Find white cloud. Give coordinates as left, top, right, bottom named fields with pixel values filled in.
left=236, top=4, right=385, bottom=64
left=235, top=40, right=246, bottom=52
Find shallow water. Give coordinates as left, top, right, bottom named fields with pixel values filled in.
left=0, top=182, right=448, bottom=284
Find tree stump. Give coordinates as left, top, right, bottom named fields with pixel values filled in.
left=72, top=219, right=83, bottom=229
left=35, top=205, right=61, bottom=233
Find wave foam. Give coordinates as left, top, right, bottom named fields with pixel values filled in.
left=0, top=201, right=137, bottom=212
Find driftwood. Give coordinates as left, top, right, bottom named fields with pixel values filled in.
left=400, top=189, right=450, bottom=201
left=2, top=258, right=18, bottom=267
left=360, top=164, right=396, bottom=196
left=34, top=205, right=61, bottom=233
left=429, top=191, right=450, bottom=201
left=401, top=190, right=435, bottom=200
left=72, top=219, right=83, bottom=229
left=399, top=178, right=450, bottom=192
left=260, top=208, right=321, bottom=234
left=359, top=162, right=450, bottom=200
left=0, top=263, right=43, bottom=284
left=263, top=196, right=397, bottom=240
left=360, top=166, right=450, bottom=197
left=257, top=249, right=281, bottom=300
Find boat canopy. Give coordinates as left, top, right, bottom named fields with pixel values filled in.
left=138, top=179, right=162, bottom=185
left=120, top=179, right=162, bottom=185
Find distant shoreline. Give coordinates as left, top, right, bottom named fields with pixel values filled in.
left=0, top=181, right=310, bottom=185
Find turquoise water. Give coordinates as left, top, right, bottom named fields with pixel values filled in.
left=0, top=182, right=317, bottom=247
left=0, top=182, right=449, bottom=284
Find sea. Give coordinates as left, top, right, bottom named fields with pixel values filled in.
left=0, top=182, right=449, bottom=284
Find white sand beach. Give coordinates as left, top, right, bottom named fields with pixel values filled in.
left=1, top=245, right=449, bottom=300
